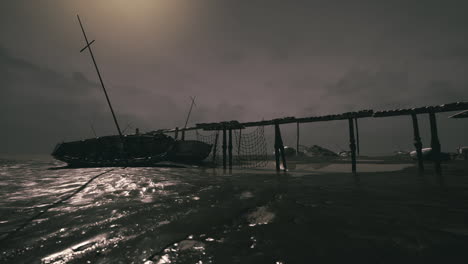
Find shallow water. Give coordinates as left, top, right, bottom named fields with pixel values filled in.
left=1, top=158, right=468, bottom=263
left=0, top=158, right=290, bottom=263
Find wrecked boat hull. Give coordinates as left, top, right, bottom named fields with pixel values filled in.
left=52, top=134, right=212, bottom=167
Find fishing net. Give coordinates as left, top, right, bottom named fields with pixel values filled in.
left=194, top=126, right=268, bottom=168
left=193, top=130, right=219, bottom=163
left=233, top=126, right=269, bottom=168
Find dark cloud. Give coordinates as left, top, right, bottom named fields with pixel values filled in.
left=0, top=47, right=253, bottom=154
left=2, top=1, right=468, bottom=155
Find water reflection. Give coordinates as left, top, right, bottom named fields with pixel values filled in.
left=0, top=157, right=433, bottom=263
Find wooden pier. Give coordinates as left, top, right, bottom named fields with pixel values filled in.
left=151, top=101, right=468, bottom=183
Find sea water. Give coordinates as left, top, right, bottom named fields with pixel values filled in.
left=0, top=158, right=292, bottom=263
left=1, top=157, right=468, bottom=263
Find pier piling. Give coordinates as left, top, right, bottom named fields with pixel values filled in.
left=274, top=123, right=287, bottom=171
left=348, top=118, right=359, bottom=183
left=411, top=114, right=424, bottom=177
left=228, top=128, right=233, bottom=171
left=237, top=129, right=242, bottom=157
left=429, top=112, right=443, bottom=187
left=212, top=130, right=219, bottom=163
left=354, top=118, right=360, bottom=156
left=222, top=126, right=227, bottom=171
left=296, top=122, right=300, bottom=156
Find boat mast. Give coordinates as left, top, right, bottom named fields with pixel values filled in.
left=77, top=15, right=123, bottom=138
left=181, top=96, right=196, bottom=140
left=183, top=96, right=197, bottom=129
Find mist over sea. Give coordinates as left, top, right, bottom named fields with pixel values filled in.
left=1, top=157, right=468, bottom=263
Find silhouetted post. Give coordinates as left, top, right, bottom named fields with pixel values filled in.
left=274, top=124, right=281, bottom=171
left=174, top=127, right=179, bottom=140
left=354, top=118, right=360, bottom=156
left=181, top=96, right=196, bottom=142
left=222, top=126, right=227, bottom=170
left=212, top=131, right=219, bottom=163
left=429, top=112, right=443, bottom=187
left=348, top=118, right=359, bottom=182
left=237, top=129, right=242, bottom=163
left=279, top=144, right=288, bottom=171
left=411, top=114, right=424, bottom=175
left=228, top=128, right=233, bottom=171
left=274, top=123, right=287, bottom=171
left=296, top=122, right=300, bottom=156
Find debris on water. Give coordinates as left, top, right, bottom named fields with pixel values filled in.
left=246, top=206, right=275, bottom=226
left=178, top=240, right=206, bottom=251
left=239, top=191, right=254, bottom=199
left=250, top=236, right=257, bottom=249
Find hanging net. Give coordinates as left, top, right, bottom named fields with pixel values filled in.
left=233, top=126, right=269, bottom=168
left=192, top=130, right=219, bottom=163
left=193, top=126, right=268, bottom=168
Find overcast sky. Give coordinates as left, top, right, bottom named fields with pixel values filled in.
left=1, top=0, right=468, bottom=155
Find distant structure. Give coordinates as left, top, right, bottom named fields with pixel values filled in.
left=301, top=145, right=339, bottom=157
left=450, top=110, right=468, bottom=161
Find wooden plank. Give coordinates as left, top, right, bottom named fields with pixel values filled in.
left=157, top=101, right=468, bottom=136
left=297, top=110, right=374, bottom=123
left=374, top=102, right=468, bottom=117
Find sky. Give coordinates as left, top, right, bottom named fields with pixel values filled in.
left=1, top=0, right=468, bottom=155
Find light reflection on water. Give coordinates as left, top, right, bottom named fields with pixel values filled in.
left=0, top=158, right=266, bottom=263
left=0, top=157, right=426, bottom=263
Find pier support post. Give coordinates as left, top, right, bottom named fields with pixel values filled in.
left=174, top=127, right=179, bottom=140
left=181, top=130, right=185, bottom=141
left=411, top=114, right=424, bottom=176
left=274, top=123, right=287, bottom=171
left=222, top=126, right=227, bottom=171
left=429, top=112, right=443, bottom=187
left=212, top=130, right=219, bottom=163
left=348, top=118, right=359, bottom=182
left=296, top=122, right=300, bottom=156
left=237, top=129, right=242, bottom=156
left=228, top=128, right=233, bottom=171
left=274, top=124, right=280, bottom=171
left=354, top=118, right=360, bottom=156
